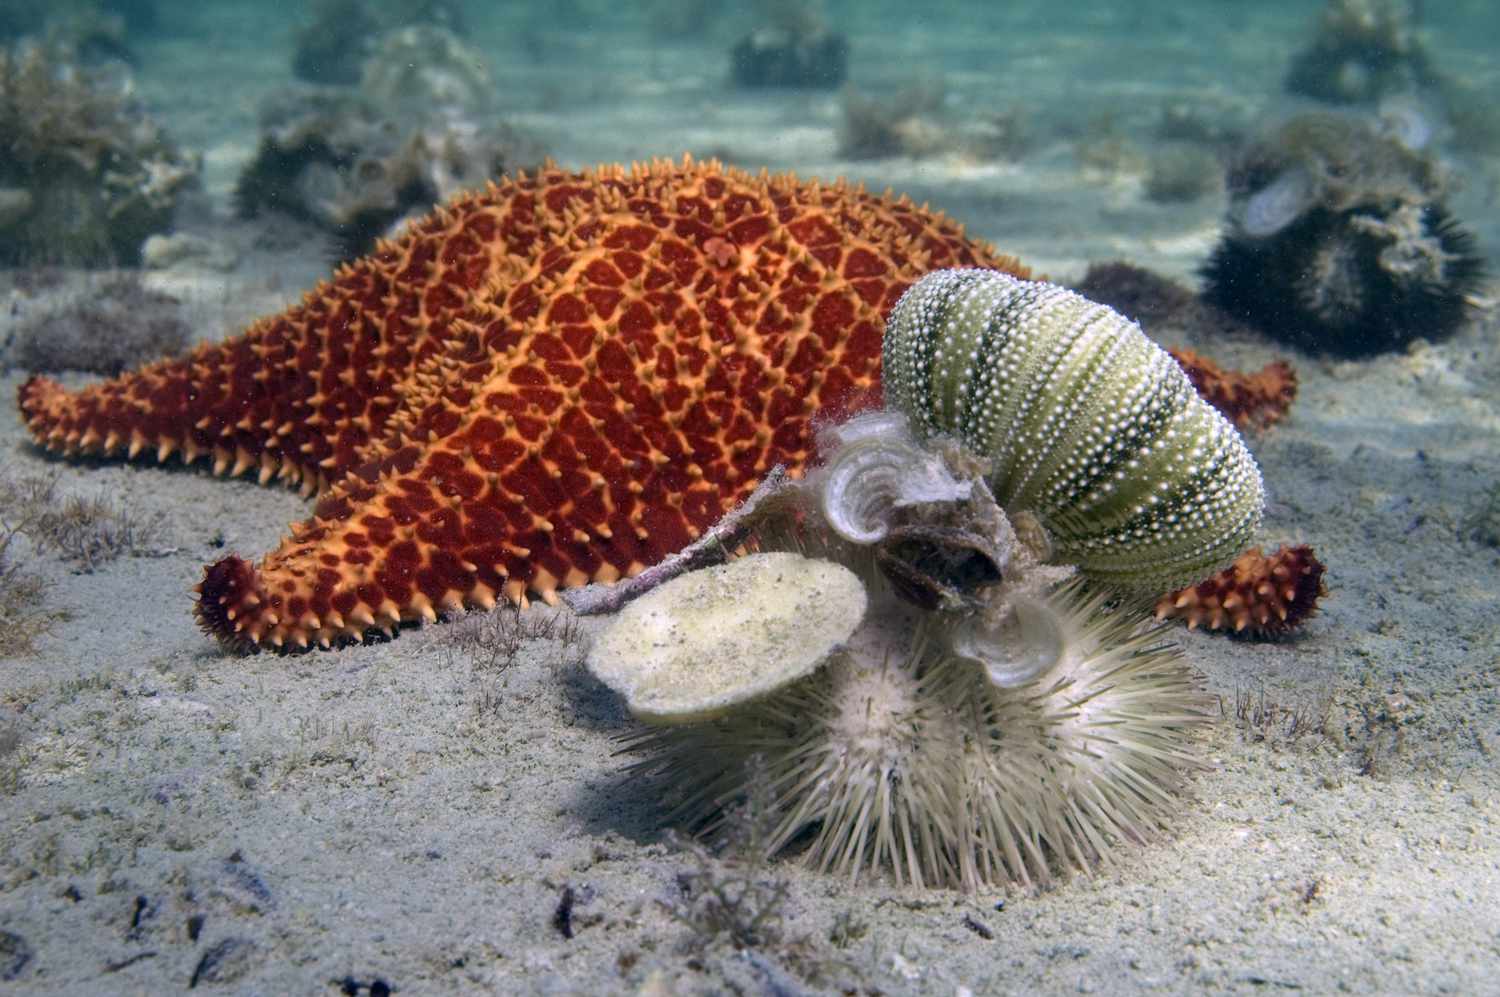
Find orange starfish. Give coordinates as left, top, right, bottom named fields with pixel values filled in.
left=19, top=157, right=1026, bottom=650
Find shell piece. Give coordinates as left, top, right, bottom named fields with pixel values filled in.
left=949, top=592, right=1071, bottom=689
left=585, top=552, right=867, bottom=724
left=1239, top=167, right=1316, bottom=238
left=882, top=268, right=1265, bottom=594
left=813, top=410, right=972, bottom=544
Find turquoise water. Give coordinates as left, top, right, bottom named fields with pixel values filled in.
left=33, top=0, right=1498, bottom=286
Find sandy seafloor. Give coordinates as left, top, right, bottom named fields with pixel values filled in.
left=2, top=1, right=1499, bottom=993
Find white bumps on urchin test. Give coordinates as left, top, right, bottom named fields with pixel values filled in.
left=882, top=267, right=1265, bottom=594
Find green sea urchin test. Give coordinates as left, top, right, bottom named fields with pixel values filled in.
left=882, top=268, right=1265, bottom=593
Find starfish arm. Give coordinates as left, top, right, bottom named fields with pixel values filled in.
left=191, top=320, right=790, bottom=649
left=16, top=204, right=519, bottom=494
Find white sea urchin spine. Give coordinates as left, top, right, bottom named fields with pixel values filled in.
left=621, top=580, right=1208, bottom=891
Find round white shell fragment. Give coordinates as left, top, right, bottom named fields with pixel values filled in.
left=586, top=552, right=868, bottom=724
left=951, top=594, right=1071, bottom=689
left=1241, top=167, right=1316, bottom=238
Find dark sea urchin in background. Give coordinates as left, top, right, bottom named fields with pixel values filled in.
left=1202, top=201, right=1483, bottom=357
left=1202, top=113, right=1485, bottom=357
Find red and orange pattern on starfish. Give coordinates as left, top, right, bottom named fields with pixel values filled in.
left=19, top=158, right=1026, bottom=650
left=1155, top=544, right=1327, bottom=637
left=1168, top=348, right=1298, bottom=432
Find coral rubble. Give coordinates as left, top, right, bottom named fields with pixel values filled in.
left=837, top=82, right=949, bottom=160
left=730, top=1, right=847, bottom=89
left=0, top=42, right=198, bottom=266
left=235, top=88, right=543, bottom=260
left=292, top=0, right=382, bottom=86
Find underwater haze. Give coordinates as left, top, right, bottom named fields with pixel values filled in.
left=1, top=1, right=1498, bottom=994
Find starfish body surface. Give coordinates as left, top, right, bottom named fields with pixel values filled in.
left=19, top=158, right=1026, bottom=650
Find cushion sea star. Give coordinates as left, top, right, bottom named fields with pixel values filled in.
left=18, top=157, right=1028, bottom=650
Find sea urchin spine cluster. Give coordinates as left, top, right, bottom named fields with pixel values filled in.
left=619, top=582, right=1208, bottom=890
left=584, top=268, right=1271, bottom=889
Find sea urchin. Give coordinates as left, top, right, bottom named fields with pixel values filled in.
left=617, top=578, right=1208, bottom=891
left=588, top=403, right=1216, bottom=891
